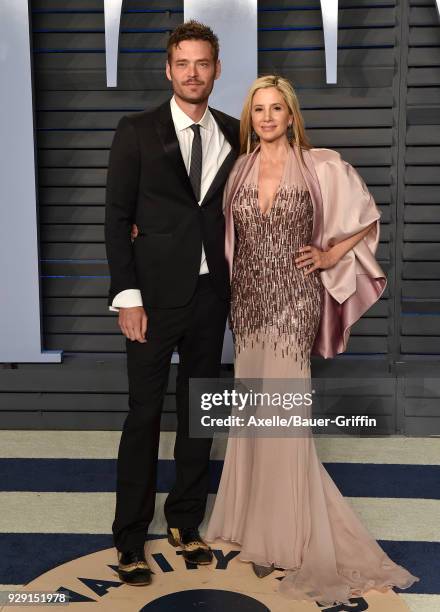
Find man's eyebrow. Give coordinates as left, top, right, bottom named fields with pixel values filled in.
left=174, top=58, right=212, bottom=62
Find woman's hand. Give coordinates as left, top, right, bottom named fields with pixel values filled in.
left=295, top=245, right=337, bottom=275
left=130, top=223, right=139, bottom=242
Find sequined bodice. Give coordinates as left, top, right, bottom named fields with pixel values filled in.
left=230, top=169, right=323, bottom=366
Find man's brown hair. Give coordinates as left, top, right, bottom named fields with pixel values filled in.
left=167, top=20, right=219, bottom=63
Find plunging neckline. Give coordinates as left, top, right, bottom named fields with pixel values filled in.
left=255, top=147, right=290, bottom=218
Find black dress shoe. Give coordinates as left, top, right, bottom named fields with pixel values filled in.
left=117, top=547, right=153, bottom=586
left=167, top=527, right=213, bottom=565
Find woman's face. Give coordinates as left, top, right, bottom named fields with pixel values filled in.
left=251, top=87, right=293, bottom=144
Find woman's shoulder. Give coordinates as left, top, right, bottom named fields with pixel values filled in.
left=307, top=146, right=367, bottom=191
left=307, top=146, right=344, bottom=165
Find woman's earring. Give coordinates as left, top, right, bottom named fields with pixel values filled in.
left=287, top=123, right=294, bottom=141
left=251, top=129, right=259, bottom=143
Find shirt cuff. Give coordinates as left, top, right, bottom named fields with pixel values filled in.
left=109, top=289, right=143, bottom=312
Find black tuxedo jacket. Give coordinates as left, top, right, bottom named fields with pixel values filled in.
left=105, top=99, right=240, bottom=309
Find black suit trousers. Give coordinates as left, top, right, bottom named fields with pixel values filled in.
left=112, top=274, right=229, bottom=552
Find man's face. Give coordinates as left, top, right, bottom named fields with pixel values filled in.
left=166, top=39, right=221, bottom=104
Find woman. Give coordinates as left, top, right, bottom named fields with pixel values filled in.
left=204, top=75, right=419, bottom=605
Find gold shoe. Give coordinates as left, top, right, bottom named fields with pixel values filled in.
left=117, top=547, right=153, bottom=586
left=167, top=527, right=213, bottom=565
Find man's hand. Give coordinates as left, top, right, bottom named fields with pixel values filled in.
left=130, top=223, right=139, bottom=242
left=118, top=306, right=147, bottom=343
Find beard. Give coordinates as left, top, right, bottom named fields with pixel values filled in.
left=174, top=81, right=214, bottom=105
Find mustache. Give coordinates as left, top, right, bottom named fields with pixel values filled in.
left=184, top=80, right=204, bottom=85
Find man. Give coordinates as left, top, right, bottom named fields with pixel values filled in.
left=105, top=20, right=240, bottom=586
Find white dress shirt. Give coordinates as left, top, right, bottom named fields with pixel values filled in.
left=110, top=95, right=232, bottom=311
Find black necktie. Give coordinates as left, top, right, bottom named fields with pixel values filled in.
left=189, top=124, right=202, bottom=201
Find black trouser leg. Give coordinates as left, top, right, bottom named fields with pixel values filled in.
left=164, top=276, right=229, bottom=528
left=113, top=276, right=228, bottom=550
left=112, top=326, right=177, bottom=552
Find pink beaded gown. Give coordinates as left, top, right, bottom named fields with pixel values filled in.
left=205, top=145, right=419, bottom=605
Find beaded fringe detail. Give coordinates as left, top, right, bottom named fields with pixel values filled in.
left=230, top=183, right=323, bottom=370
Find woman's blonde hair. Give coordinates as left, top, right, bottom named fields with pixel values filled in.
left=240, top=75, right=312, bottom=165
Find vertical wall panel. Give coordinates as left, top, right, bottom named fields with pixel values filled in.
left=402, top=1, right=440, bottom=355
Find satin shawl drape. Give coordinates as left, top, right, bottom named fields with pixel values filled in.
left=223, top=144, right=387, bottom=359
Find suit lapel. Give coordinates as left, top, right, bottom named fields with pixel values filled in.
left=201, top=106, right=240, bottom=206
left=209, top=107, right=239, bottom=151
left=156, top=100, right=196, bottom=201
left=200, top=148, right=237, bottom=206
left=155, top=100, right=240, bottom=206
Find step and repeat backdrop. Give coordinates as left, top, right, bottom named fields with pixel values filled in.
left=0, top=0, right=440, bottom=432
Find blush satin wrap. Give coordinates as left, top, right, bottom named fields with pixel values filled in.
left=223, top=144, right=387, bottom=358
